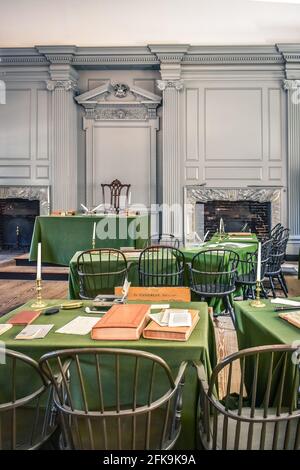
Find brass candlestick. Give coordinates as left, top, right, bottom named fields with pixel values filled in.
left=92, top=238, right=96, bottom=249
left=250, top=281, right=266, bottom=308
left=31, top=278, right=48, bottom=309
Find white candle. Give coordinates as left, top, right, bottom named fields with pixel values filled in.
left=128, top=191, right=132, bottom=206
left=257, top=242, right=261, bottom=282
left=93, top=222, right=96, bottom=240
left=37, top=242, right=42, bottom=280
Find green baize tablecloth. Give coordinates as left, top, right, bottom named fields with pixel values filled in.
left=0, top=300, right=217, bottom=450
left=69, top=234, right=258, bottom=314
left=234, top=298, right=300, bottom=407
left=29, top=214, right=150, bottom=266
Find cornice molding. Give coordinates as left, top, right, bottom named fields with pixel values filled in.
left=1, top=44, right=300, bottom=70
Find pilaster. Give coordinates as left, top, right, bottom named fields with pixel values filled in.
left=150, top=46, right=189, bottom=236
left=47, top=65, right=79, bottom=210
left=283, top=79, right=300, bottom=253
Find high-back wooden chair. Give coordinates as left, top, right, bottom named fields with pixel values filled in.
left=138, top=246, right=185, bottom=287
left=0, top=349, right=56, bottom=450
left=39, top=348, right=187, bottom=450
left=194, top=345, right=300, bottom=450
left=77, top=248, right=128, bottom=299
left=101, top=179, right=131, bottom=212
left=188, top=249, right=239, bottom=325
left=265, top=237, right=289, bottom=297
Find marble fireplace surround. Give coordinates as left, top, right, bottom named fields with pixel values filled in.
left=0, top=186, right=50, bottom=216
left=184, top=186, right=282, bottom=241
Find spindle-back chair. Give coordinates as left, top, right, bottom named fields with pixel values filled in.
left=0, top=349, right=56, bottom=450
left=77, top=249, right=128, bottom=299
left=39, top=348, right=187, bottom=450
left=195, top=344, right=300, bottom=450
left=138, top=246, right=185, bottom=287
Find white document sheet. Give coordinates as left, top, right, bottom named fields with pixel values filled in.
left=271, top=298, right=300, bottom=307
left=56, top=316, right=101, bottom=335
left=222, top=242, right=253, bottom=248
left=16, top=324, right=54, bottom=340
left=0, top=324, right=13, bottom=336
left=168, top=310, right=192, bottom=327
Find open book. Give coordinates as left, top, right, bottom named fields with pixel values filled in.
left=143, top=309, right=199, bottom=342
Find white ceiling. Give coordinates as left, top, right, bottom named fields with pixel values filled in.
left=1, top=0, right=300, bottom=47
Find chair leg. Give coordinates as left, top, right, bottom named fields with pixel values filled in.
left=260, top=282, right=268, bottom=299
left=279, top=271, right=289, bottom=296
left=277, top=274, right=288, bottom=297
left=269, top=275, right=277, bottom=298
left=224, top=295, right=236, bottom=328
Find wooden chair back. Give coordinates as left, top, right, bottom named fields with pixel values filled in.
left=77, top=248, right=128, bottom=299
left=0, top=348, right=56, bottom=449
left=138, top=246, right=185, bottom=287
left=39, top=348, right=187, bottom=450
left=101, top=179, right=131, bottom=212
left=195, top=345, right=300, bottom=450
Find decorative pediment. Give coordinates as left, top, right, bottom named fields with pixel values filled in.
left=75, top=82, right=161, bottom=120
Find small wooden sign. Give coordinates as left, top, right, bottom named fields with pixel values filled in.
left=114, top=286, right=191, bottom=302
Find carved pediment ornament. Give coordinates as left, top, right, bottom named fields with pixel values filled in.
left=76, top=82, right=161, bottom=120
left=113, top=83, right=129, bottom=98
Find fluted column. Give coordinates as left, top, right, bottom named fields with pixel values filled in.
left=47, top=78, right=78, bottom=210
left=157, top=80, right=183, bottom=235
left=283, top=79, right=300, bottom=253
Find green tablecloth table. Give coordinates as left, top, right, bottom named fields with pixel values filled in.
left=0, top=300, right=217, bottom=450
left=234, top=299, right=300, bottom=406
left=30, top=214, right=150, bottom=266
left=69, top=234, right=258, bottom=314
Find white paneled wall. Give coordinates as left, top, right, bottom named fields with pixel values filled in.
left=182, top=80, right=287, bottom=188
left=0, top=82, right=50, bottom=186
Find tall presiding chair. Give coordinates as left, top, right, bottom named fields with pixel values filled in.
left=0, top=349, right=57, bottom=450
left=39, top=348, right=187, bottom=450
left=235, top=239, right=272, bottom=300
left=77, top=249, right=128, bottom=299
left=138, top=246, right=185, bottom=287
left=194, top=345, right=300, bottom=450
left=188, top=249, right=239, bottom=325
left=147, top=233, right=180, bottom=249
left=101, top=179, right=131, bottom=212
left=265, top=237, right=289, bottom=298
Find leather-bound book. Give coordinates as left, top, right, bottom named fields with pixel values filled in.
left=279, top=311, right=300, bottom=329
left=7, top=310, right=41, bottom=325
left=143, top=309, right=199, bottom=342
left=91, top=304, right=150, bottom=340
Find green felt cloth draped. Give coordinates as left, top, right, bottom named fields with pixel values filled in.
left=234, top=299, right=300, bottom=407
left=0, top=300, right=217, bottom=450
left=69, top=235, right=258, bottom=314
left=29, top=214, right=150, bottom=266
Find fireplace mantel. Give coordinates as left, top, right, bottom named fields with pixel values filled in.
left=0, top=186, right=50, bottom=216
left=184, top=186, right=282, bottom=241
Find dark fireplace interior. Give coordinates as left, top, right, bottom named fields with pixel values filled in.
left=196, top=200, right=271, bottom=240
left=0, top=198, right=39, bottom=250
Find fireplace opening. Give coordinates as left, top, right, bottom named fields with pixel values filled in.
left=196, top=200, right=271, bottom=240
left=0, top=198, right=39, bottom=250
